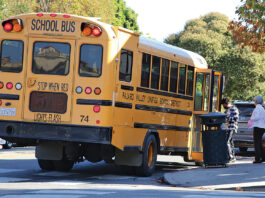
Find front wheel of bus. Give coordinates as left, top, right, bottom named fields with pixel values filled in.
left=53, top=159, right=74, bottom=172
left=38, top=159, right=54, bottom=171
left=135, top=134, right=157, bottom=177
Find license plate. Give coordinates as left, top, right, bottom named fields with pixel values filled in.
left=0, top=107, right=16, bottom=116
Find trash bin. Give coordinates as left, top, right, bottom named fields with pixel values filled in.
left=199, top=112, right=229, bottom=167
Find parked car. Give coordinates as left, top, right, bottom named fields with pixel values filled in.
left=0, top=138, right=13, bottom=149
left=233, top=101, right=265, bottom=152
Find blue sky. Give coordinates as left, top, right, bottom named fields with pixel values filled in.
left=124, top=0, right=242, bottom=41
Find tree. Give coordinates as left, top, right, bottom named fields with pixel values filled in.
left=229, top=0, right=265, bottom=52
left=165, top=12, right=265, bottom=101
left=112, top=0, right=139, bottom=31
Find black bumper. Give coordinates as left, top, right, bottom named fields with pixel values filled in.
left=0, top=120, right=112, bottom=144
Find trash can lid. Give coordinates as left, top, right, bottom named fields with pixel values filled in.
left=199, top=112, right=226, bottom=118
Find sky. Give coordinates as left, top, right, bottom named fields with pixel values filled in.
left=124, top=0, right=242, bottom=41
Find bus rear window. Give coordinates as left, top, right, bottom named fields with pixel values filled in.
left=79, top=44, right=103, bottom=77
left=0, top=40, right=23, bottom=73
left=32, top=42, right=70, bottom=75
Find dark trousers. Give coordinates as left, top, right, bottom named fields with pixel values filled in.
left=253, top=127, right=265, bottom=161
left=227, top=130, right=236, bottom=160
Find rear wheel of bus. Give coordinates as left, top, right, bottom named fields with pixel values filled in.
left=38, top=159, right=54, bottom=171
left=135, top=134, right=157, bottom=177
left=53, top=159, right=74, bottom=172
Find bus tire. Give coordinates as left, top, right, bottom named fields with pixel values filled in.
left=38, top=159, right=54, bottom=171
left=135, top=134, right=157, bottom=177
left=53, top=159, right=74, bottom=172
left=3, top=141, right=13, bottom=149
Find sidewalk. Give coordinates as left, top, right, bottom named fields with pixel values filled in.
left=163, top=157, right=265, bottom=191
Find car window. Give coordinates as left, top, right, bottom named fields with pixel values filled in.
left=235, top=104, right=255, bottom=122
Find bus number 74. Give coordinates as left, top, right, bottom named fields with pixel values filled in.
left=80, top=115, right=89, bottom=122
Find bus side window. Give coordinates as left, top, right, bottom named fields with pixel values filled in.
left=160, top=58, right=170, bottom=91
left=169, top=61, right=178, bottom=93
left=140, top=53, right=151, bottom=87
left=186, top=66, right=194, bottom=96
left=194, top=73, right=204, bottom=111
left=119, top=49, right=133, bottom=82
left=178, top=64, right=186, bottom=94
left=151, top=56, right=160, bottom=90
left=0, top=40, right=23, bottom=73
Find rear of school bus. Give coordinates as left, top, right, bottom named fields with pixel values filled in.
left=0, top=13, right=117, bottom=171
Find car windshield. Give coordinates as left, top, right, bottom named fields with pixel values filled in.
left=235, top=104, right=255, bottom=122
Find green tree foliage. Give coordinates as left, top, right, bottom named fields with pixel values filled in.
left=0, top=0, right=139, bottom=31
left=112, top=0, right=139, bottom=31
left=229, top=0, right=265, bottom=53
left=165, top=12, right=265, bottom=100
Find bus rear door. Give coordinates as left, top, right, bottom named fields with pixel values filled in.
left=190, top=69, right=223, bottom=162
left=23, top=38, right=75, bottom=124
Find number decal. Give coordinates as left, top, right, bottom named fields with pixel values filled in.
left=80, top=115, right=89, bottom=122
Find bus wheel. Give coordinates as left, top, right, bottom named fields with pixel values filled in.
left=135, top=134, right=157, bottom=177
left=38, top=159, right=54, bottom=171
left=3, top=141, right=13, bottom=149
left=53, top=159, right=74, bottom=172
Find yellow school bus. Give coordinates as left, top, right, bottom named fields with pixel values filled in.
left=0, top=13, right=223, bottom=176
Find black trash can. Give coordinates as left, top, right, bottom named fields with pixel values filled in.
left=200, top=112, right=229, bottom=167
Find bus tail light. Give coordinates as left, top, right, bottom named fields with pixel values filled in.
left=93, top=105, right=100, bottom=113
left=6, top=82, right=13, bottom=89
left=94, top=87, right=101, bottom=95
left=15, top=83, right=22, bottom=90
left=0, top=100, right=2, bottom=106
left=50, top=14, right=57, bottom=17
left=0, top=82, right=4, bottom=89
left=37, top=13, right=43, bottom=17
left=2, top=19, right=23, bottom=32
left=85, top=87, right=92, bottom=94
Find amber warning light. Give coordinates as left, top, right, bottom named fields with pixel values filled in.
left=3, top=19, right=23, bottom=32
left=81, top=23, right=102, bottom=37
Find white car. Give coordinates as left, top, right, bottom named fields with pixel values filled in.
left=0, top=138, right=13, bottom=149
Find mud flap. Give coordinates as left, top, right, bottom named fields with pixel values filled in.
left=36, top=141, right=63, bottom=160
left=115, top=148, right=142, bottom=166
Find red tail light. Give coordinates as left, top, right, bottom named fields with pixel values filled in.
left=6, top=82, right=13, bottom=89
left=4, top=23, right=13, bottom=32
left=37, top=13, right=43, bottom=17
left=50, top=14, right=57, bottom=17
left=0, top=100, right=2, bottom=106
left=93, top=105, right=100, bottom=113
left=63, top=14, right=70, bottom=18
left=85, top=87, right=92, bottom=94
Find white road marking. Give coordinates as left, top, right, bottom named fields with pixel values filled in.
left=35, top=171, right=78, bottom=177
left=0, top=177, right=30, bottom=182
left=32, top=189, right=116, bottom=195
left=1, top=195, right=79, bottom=198
left=47, top=180, right=89, bottom=185
left=0, top=168, right=26, bottom=174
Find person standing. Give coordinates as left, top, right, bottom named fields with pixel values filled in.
left=248, top=96, right=265, bottom=163
left=221, top=98, right=239, bottom=162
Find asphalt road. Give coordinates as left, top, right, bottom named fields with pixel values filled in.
left=0, top=147, right=264, bottom=198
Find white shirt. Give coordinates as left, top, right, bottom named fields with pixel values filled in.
left=250, top=104, right=265, bottom=129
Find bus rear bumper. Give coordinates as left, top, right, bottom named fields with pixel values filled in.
left=0, top=120, right=112, bottom=144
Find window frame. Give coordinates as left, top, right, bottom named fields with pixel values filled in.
left=79, top=44, right=103, bottom=78
left=32, top=41, right=71, bottom=76
left=0, top=39, right=24, bottom=73
left=119, top=48, right=133, bottom=82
